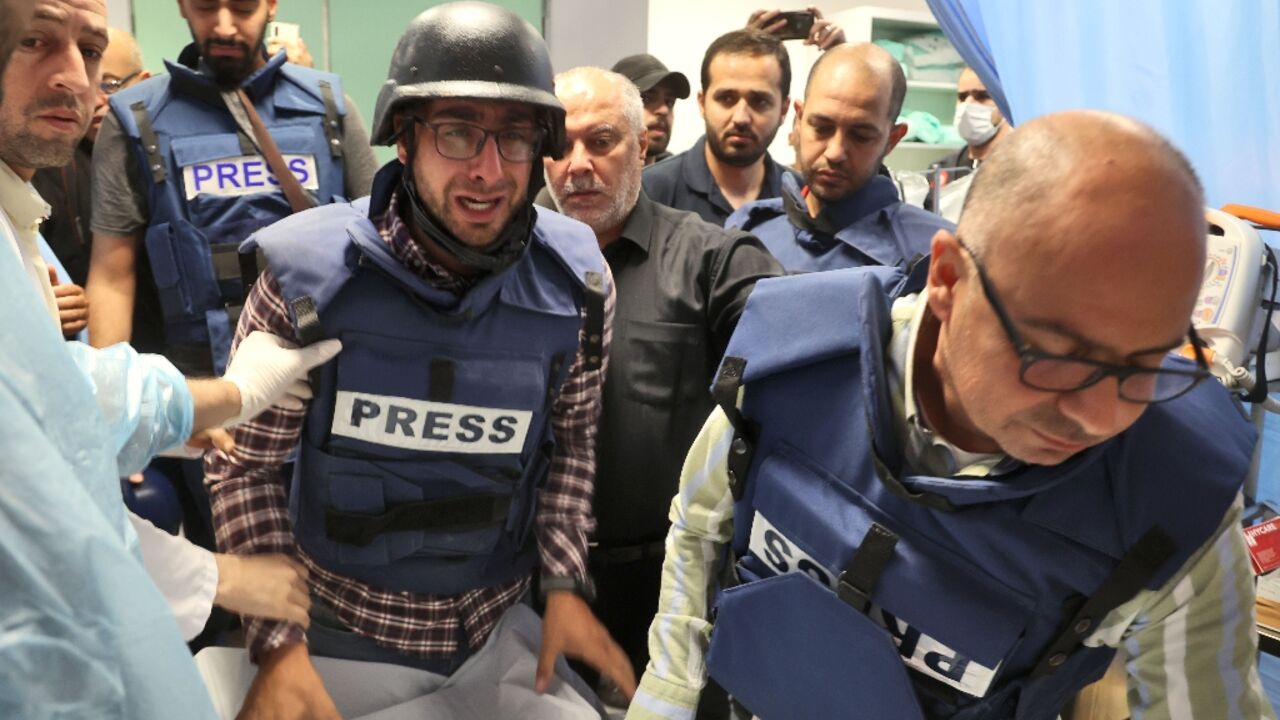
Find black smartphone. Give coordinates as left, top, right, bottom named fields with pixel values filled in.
left=775, top=10, right=816, bottom=41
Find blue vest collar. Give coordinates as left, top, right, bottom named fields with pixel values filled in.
left=782, top=173, right=905, bottom=267
left=164, top=47, right=287, bottom=107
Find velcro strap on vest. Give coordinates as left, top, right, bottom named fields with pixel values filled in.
left=324, top=494, right=513, bottom=547
left=428, top=358, right=455, bottom=402
left=130, top=101, right=166, bottom=184
left=238, top=246, right=265, bottom=298
left=319, top=80, right=344, bottom=159
left=1031, top=525, right=1177, bottom=677
left=837, top=523, right=899, bottom=613
left=713, top=357, right=755, bottom=501
left=290, top=296, right=323, bottom=346
left=544, top=352, right=565, bottom=412
left=583, top=271, right=605, bottom=372
left=209, top=244, right=267, bottom=286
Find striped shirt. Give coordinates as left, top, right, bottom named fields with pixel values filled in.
left=204, top=191, right=614, bottom=661
left=626, top=294, right=1273, bottom=720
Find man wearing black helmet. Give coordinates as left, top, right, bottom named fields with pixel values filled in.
left=205, top=3, right=633, bottom=718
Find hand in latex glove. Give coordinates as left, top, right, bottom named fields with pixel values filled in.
left=214, top=553, right=311, bottom=626
left=221, top=331, right=341, bottom=426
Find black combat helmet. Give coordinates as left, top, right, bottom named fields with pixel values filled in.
left=370, top=1, right=565, bottom=158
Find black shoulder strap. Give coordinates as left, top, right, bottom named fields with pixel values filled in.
left=582, top=270, right=605, bottom=372
left=130, top=101, right=166, bottom=184
left=1031, top=525, right=1177, bottom=677
left=290, top=295, right=324, bottom=346
left=319, top=80, right=344, bottom=159
left=712, top=356, right=756, bottom=500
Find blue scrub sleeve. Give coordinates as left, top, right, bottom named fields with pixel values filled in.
left=65, top=342, right=194, bottom=476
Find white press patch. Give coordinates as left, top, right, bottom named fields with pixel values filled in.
left=331, top=391, right=532, bottom=455
left=748, top=511, right=1001, bottom=697
left=182, top=154, right=319, bottom=200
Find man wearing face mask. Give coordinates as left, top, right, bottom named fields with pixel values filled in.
left=925, top=66, right=1012, bottom=218
left=947, top=67, right=1012, bottom=168
left=726, top=44, right=949, bottom=274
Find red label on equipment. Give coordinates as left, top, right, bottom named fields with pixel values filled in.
left=1244, top=517, right=1280, bottom=575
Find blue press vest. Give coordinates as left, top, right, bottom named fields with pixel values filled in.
left=726, top=174, right=947, bottom=274
left=705, top=268, right=1252, bottom=719
left=246, top=173, right=605, bottom=594
left=111, top=50, right=347, bottom=373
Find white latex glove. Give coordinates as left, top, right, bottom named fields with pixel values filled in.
left=222, top=331, right=342, bottom=426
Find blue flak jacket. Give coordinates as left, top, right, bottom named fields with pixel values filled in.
left=246, top=163, right=605, bottom=594
left=704, top=266, right=1253, bottom=720
left=111, top=49, right=348, bottom=373
left=726, top=173, right=949, bottom=274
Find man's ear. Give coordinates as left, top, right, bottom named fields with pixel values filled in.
left=926, top=229, right=964, bottom=325
left=778, top=94, right=790, bottom=123
left=885, top=121, right=909, bottom=155
left=637, top=129, right=649, bottom=161
left=393, top=116, right=410, bottom=164
left=696, top=90, right=706, bottom=119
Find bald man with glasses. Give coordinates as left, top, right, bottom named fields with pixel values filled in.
left=627, top=110, right=1271, bottom=720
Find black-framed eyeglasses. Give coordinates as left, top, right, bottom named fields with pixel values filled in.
left=100, top=71, right=142, bottom=95
left=955, top=236, right=1211, bottom=404
left=412, top=118, right=542, bottom=163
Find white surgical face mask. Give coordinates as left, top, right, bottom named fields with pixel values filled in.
left=954, top=102, right=1000, bottom=146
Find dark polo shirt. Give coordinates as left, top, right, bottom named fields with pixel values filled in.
left=641, top=135, right=799, bottom=226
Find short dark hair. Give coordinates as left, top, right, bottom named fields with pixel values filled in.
left=700, top=29, right=791, bottom=100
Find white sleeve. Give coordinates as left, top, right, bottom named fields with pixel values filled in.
left=128, top=510, right=219, bottom=641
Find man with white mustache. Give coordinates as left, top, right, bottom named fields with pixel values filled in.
left=544, top=65, right=782, bottom=707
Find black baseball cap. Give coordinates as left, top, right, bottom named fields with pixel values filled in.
left=611, top=54, right=691, bottom=99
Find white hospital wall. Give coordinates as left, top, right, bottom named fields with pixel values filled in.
left=106, top=0, right=131, bottom=32
left=546, top=0, right=650, bottom=74
left=646, top=0, right=932, bottom=166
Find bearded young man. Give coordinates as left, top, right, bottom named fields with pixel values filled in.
left=640, top=30, right=800, bottom=227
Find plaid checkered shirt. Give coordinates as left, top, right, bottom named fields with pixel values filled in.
left=204, top=191, right=614, bottom=661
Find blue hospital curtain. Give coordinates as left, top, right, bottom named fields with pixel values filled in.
left=925, top=0, right=1280, bottom=511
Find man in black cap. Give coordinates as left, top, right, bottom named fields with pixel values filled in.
left=612, top=54, right=690, bottom=166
